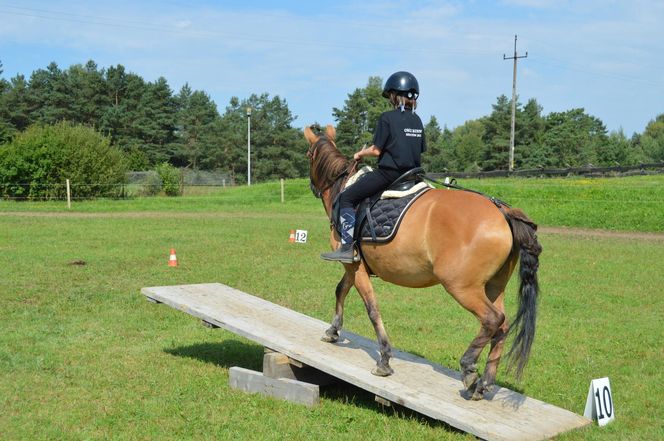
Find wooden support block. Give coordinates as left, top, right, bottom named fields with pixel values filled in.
left=229, top=366, right=319, bottom=407
left=200, top=319, right=219, bottom=328
left=262, top=351, right=336, bottom=386
left=145, top=297, right=161, bottom=304
left=375, top=395, right=392, bottom=407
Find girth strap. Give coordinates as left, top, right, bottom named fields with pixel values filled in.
left=364, top=197, right=377, bottom=242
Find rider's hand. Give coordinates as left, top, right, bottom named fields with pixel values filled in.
left=353, top=152, right=362, bottom=161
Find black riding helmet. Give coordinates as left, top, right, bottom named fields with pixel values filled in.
left=382, top=71, right=419, bottom=100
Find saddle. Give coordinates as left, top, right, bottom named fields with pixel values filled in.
left=332, top=167, right=432, bottom=244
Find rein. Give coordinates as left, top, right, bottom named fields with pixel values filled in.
left=422, top=175, right=511, bottom=209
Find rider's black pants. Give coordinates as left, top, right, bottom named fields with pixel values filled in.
left=339, top=168, right=401, bottom=209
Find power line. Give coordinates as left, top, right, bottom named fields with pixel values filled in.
left=503, top=34, right=528, bottom=172
left=0, top=4, right=481, bottom=57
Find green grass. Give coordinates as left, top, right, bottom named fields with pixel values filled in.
left=1, top=177, right=663, bottom=440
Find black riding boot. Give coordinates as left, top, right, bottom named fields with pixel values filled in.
left=320, top=243, right=357, bottom=264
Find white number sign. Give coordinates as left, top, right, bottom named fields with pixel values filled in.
left=584, top=377, right=615, bottom=426
left=294, top=230, right=308, bottom=243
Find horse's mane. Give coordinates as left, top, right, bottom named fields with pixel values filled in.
left=310, top=135, right=352, bottom=200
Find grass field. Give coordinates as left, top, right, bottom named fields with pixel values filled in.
left=1, top=176, right=663, bottom=440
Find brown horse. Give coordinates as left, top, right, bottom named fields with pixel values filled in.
left=304, top=125, right=542, bottom=400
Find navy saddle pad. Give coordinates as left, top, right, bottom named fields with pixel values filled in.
left=358, top=186, right=431, bottom=243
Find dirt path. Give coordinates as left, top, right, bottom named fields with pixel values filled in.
left=539, top=226, right=664, bottom=241
left=3, top=211, right=664, bottom=241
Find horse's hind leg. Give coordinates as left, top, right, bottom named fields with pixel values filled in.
left=354, top=267, right=394, bottom=376
left=451, top=287, right=505, bottom=400
left=477, top=286, right=509, bottom=397
left=322, top=271, right=354, bottom=343
left=478, top=260, right=517, bottom=397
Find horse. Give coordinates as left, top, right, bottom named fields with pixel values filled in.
left=304, top=124, right=542, bottom=400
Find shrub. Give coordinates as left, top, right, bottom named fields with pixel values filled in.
left=155, top=162, right=181, bottom=196
left=0, top=122, right=128, bottom=199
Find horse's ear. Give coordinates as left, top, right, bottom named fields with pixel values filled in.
left=304, top=126, right=318, bottom=145
left=325, top=124, right=336, bottom=142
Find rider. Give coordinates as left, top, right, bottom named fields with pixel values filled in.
left=321, top=71, right=427, bottom=263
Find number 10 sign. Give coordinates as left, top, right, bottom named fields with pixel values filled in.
left=584, top=377, right=615, bottom=426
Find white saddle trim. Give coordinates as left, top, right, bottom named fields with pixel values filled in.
left=381, top=181, right=434, bottom=199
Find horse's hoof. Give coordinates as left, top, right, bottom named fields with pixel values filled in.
left=371, top=365, right=394, bottom=377
left=321, top=330, right=339, bottom=343
left=462, top=371, right=480, bottom=390
left=471, top=388, right=485, bottom=400
left=471, top=379, right=491, bottom=400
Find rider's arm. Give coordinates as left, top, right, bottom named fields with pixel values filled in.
left=353, top=145, right=381, bottom=161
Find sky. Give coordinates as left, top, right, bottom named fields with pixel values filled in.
left=1, top=0, right=663, bottom=136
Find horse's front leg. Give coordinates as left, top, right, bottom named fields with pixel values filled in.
left=321, top=271, right=354, bottom=343
left=354, top=265, right=394, bottom=376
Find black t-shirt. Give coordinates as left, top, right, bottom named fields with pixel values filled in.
left=372, top=109, right=427, bottom=171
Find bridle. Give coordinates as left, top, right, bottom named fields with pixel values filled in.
left=307, top=135, right=357, bottom=199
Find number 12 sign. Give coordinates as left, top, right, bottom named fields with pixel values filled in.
left=294, top=230, right=308, bottom=243
left=584, top=377, right=615, bottom=426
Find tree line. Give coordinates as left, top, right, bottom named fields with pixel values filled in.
left=0, top=60, right=308, bottom=184
left=334, top=78, right=664, bottom=172
left=1, top=60, right=663, bottom=184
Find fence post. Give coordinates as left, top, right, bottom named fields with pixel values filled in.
left=280, top=179, right=284, bottom=203
left=66, top=179, right=71, bottom=209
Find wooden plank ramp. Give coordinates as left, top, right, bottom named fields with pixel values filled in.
left=142, top=283, right=590, bottom=441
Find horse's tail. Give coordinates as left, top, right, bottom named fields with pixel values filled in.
left=503, top=207, right=542, bottom=379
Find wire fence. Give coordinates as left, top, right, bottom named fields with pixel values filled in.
left=428, top=162, right=664, bottom=180
left=1, top=169, right=236, bottom=200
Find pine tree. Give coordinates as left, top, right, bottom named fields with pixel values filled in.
left=517, top=98, right=546, bottom=168
left=135, top=77, right=177, bottom=164
left=423, top=116, right=442, bottom=171
left=480, top=95, right=513, bottom=170
left=67, top=61, right=110, bottom=126
left=333, top=76, right=391, bottom=156
left=172, top=84, right=220, bottom=169
left=99, top=67, right=146, bottom=154
left=0, top=74, right=32, bottom=142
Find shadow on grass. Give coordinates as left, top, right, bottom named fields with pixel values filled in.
left=165, top=339, right=461, bottom=434
left=319, top=380, right=463, bottom=434
left=165, top=340, right=263, bottom=372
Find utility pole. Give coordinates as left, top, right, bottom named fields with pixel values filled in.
left=246, top=107, right=252, bottom=186
left=503, top=34, right=527, bottom=172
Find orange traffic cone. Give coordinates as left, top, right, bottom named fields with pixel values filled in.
left=168, top=248, right=178, bottom=267
left=288, top=230, right=295, bottom=243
